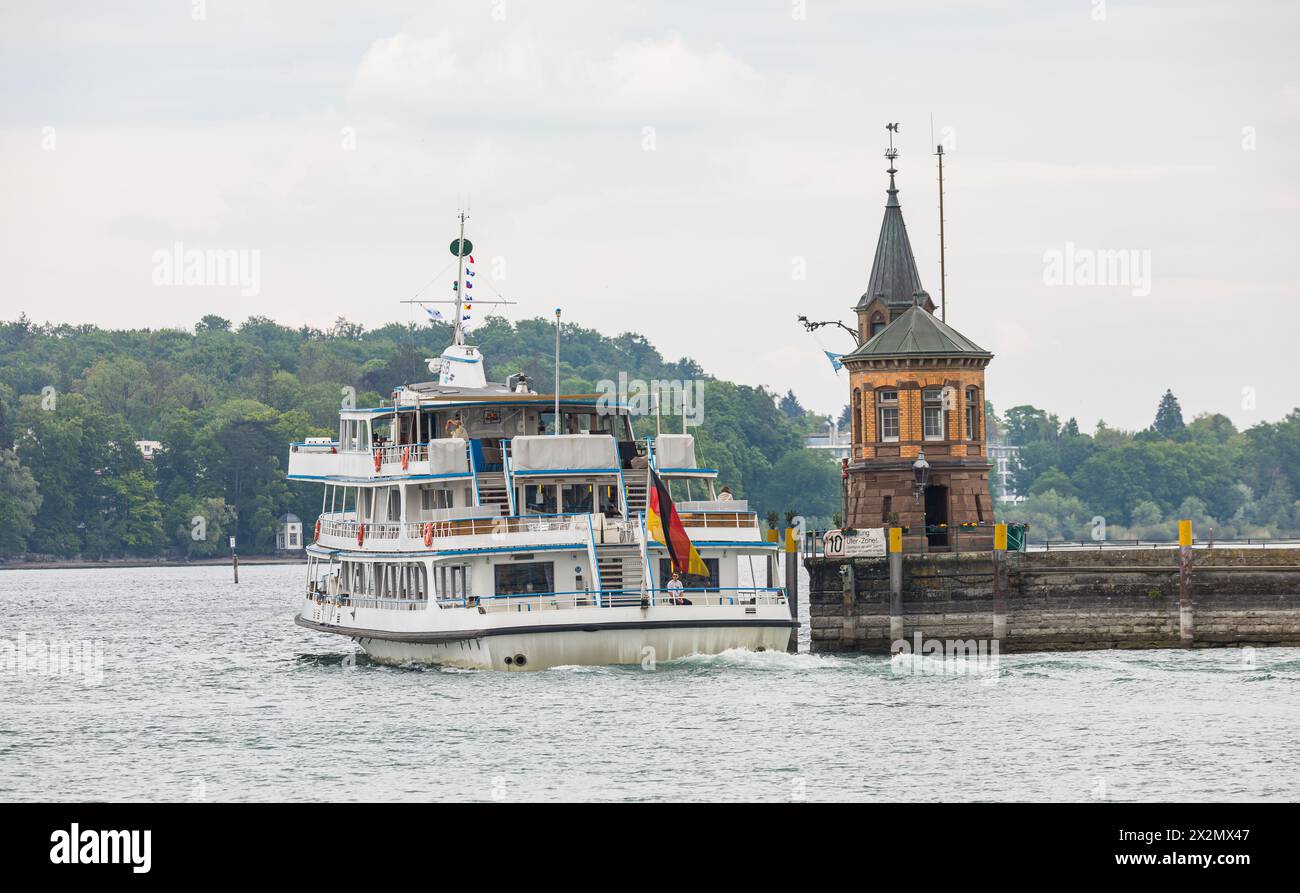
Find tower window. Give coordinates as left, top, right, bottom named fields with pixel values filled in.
left=877, top=390, right=899, bottom=442
left=870, top=312, right=886, bottom=337
left=853, top=388, right=862, bottom=443
left=965, top=387, right=979, bottom=441
left=922, top=387, right=945, bottom=441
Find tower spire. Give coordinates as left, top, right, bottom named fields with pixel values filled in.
left=885, top=122, right=900, bottom=208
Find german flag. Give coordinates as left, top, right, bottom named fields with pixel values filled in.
left=646, top=468, right=710, bottom=578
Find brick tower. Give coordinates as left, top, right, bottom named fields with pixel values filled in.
left=840, top=149, right=994, bottom=550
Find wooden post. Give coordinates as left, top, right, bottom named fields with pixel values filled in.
left=784, top=527, right=799, bottom=653
left=1178, top=519, right=1194, bottom=647
left=889, top=526, right=904, bottom=647
left=992, top=523, right=1008, bottom=643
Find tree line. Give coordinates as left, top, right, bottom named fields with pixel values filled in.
left=992, top=390, right=1300, bottom=541
left=0, top=313, right=843, bottom=559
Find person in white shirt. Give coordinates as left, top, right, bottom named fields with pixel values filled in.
left=666, top=572, right=691, bottom=605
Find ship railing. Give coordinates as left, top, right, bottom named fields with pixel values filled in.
left=453, top=587, right=787, bottom=613
left=421, top=513, right=591, bottom=539
left=373, top=442, right=429, bottom=468
left=309, top=592, right=427, bottom=611
left=316, top=511, right=593, bottom=546
left=675, top=512, right=759, bottom=529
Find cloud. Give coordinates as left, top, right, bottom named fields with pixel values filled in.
left=348, top=24, right=767, bottom=127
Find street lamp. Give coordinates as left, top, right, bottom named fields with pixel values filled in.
left=912, top=451, right=930, bottom=503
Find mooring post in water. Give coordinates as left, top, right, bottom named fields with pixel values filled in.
left=784, top=526, right=799, bottom=653
left=230, top=536, right=239, bottom=585
left=1179, top=519, right=1194, bottom=647
left=889, top=527, right=904, bottom=646
left=993, top=523, right=1008, bottom=643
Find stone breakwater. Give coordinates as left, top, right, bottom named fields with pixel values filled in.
left=805, top=548, right=1300, bottom=652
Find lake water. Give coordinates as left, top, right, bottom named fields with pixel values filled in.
left=2, top=564, right=1297, bottom=802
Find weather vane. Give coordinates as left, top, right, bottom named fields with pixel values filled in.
left=886, top=122, right=899, bottom=162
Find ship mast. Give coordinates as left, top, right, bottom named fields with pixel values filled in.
left=451, top=210, right=469, bottom=346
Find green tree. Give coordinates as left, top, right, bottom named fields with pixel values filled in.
left=1152, top=389, right=1186, bottom=438
left=0, top=449, right=42, bottom=556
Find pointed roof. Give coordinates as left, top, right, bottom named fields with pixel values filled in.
left=855, top=163, right=930, bottom=311
left=844, top=304, right=991, bottom=360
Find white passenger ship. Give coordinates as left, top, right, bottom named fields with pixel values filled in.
left=287, top=229, right=794, bottom=670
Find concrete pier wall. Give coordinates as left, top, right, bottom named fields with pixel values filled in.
left=805, top=548, right=1300, bottom=653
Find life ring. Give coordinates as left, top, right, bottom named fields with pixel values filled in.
left=314, top=519, right=321, bottom=541
left=373, top=452, right=382, bottom=472
left=401, top=447, right=410, bottom=471
left=423, top=523, right=433, bottom=547
left=357, top=524, right=366, bottom=547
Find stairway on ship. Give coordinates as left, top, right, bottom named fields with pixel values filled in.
left=624, top=467, right=649, bottom=517
left=596, top=545, right=645, bottom=607
left=476, top=472, right=510, bottom=515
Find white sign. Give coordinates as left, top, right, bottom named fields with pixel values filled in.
left=229, top=537, right=237, bottom=549
left=823, top=528, right=886, bottom=558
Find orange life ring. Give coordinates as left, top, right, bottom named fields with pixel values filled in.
left=357, top=524, right=366, bottom=547
left=373, top=452, right=382, bottom=472
left=314, top=519, right=321, bottom=541
left=401, top=447, right=410, bottom=471
left=423, top=522, right=433, bottom=547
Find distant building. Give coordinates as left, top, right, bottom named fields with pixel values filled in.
left=135, top=440, right=163, bottom=461
left=987, top=442, right=1024, bottom=503
left=276, top=513, right=304, bottom=552
left=804, top=423, right=851, bottom=461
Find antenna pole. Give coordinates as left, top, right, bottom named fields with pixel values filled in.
left=935, top=143, right=947, bottom=323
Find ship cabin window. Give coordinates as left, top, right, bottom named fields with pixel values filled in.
left=435, top=564, right=472, bottom=604
left=658, top=559, right=719, bottom=594
left=524, top=483, right=558, bottom=514
left=340, top=419, right=368, bottom=452
left=877, top=390, right=900, bottom=443
left=419, top=486, right=453, bottom=513
left=371, top=416, right=393, bottom=447
left=922, top=388, right=946, bottom=441
left=337, top=561, right=427, bottom=600
left=495, top=561, right=555, bottom=596
left=597, top=484, right=620, bottom=517
left=561, top=483, right=595, bottom=513
left=965, top=387, right=979, bottom=441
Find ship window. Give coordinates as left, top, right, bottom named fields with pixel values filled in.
left=436, top=564, right=471, bottom=603
left=658, top=558, right=719, bottom=593
left=524, top=483, right=558, bottom=514
left=598, top=484, right=620, bottom=517
left=495, top=561, right=554, bottom=596
left=562, top=483, right=594, bottom=513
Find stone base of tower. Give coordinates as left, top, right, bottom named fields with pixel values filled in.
left=845, top=461, right=993, bottom=552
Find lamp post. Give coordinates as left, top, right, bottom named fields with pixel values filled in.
left=912, top=452, right=930, bottom=503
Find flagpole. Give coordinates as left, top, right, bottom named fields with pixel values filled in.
left=553, top=308, right=561, bottom=435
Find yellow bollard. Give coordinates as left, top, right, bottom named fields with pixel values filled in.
left=1178, top=519, right=1192, bottom=547
left=994, top=523, right=1008, bottom=552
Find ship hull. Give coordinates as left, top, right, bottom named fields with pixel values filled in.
left=295, top=609, right=795, bottom=671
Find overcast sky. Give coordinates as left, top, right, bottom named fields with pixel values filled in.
left=2, top=1, right=1296, bottom=431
